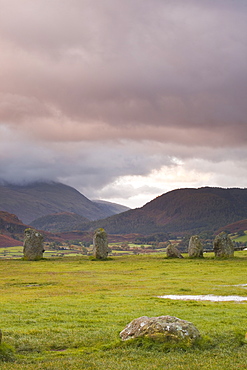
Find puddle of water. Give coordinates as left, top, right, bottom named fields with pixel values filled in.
left=157, top=294, right=247, bottom=302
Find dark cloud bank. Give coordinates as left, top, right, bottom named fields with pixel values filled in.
left=0, top=0, right=247, bottom=206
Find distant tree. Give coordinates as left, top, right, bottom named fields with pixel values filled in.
left=49, top=241, right=60, bottom=250
left=237, top=230, right=245, bottom=237
left=83, top=241, right=91, bottom=248
left=69, top=239, right=81, bottom=245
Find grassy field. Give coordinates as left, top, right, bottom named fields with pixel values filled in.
left=0, top=252, right=247, bottom=369
left=0, top=244, right=166, bottom=259
left=233, top=231, right=247, bottom=244
left=0, top=247, right=86, bottom=259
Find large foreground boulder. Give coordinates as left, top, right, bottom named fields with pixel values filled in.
left=120, top=316, right=200, bottom=342
left=92, top=228, right=109, bottom=259
left=166, top=244, right=183, bottom=258
left=23, top=228, right=44, bottom=260
left=188, top=235, right=203, bottom=258
left=213, top=232, right=234, bottom=258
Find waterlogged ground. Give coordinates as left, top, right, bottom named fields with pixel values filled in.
left=158, top=294, right=247, bottom=302
left=0, top=252, right=246, bottom=369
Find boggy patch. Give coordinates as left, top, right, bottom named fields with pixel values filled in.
left=158, top=294, right=247, bottom=302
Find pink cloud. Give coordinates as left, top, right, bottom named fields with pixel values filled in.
left=0, top=0, right=247, bottom=204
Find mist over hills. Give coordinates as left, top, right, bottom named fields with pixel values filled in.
left=0, top=182, right=130, bottom=224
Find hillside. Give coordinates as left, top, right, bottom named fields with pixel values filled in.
left=3, top=186, right=247, bottom=237
left=0, top=211, right=27, bottom=234
left=30, top=212, right=90, bottom=233
left=0, top=182, right=128, bottom=224
left=92, top=200, right=130, bottom=214
left=216, top=219, right=247, bottom=234
left=55, top=231, right=140, bottom=244
left=0, top=211, right=142, bottom=247
left=0, top=234, right=21, bottom=248
left=0, top=211, right=66, bottom=247
left=0, top=211, right=27, bottom=247
left=87, top=187, right=247, bottom=235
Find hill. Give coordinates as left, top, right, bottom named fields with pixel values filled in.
left=92, top=200, right=130, bottom=214
left=0, top=182, right=129, bottom=224
left=216, top=219, right=247, bottom=234
left=87, top=187, right=247, bottom=235
left=0, top=211, right=68, bottom=247
left=0, top=211, right=28, bottom=247
left=0, top=211, right=27, bottom=233
left=0, top=210, right=142, bottom=247
left=3, top=185, right=247, bottom=237
left=30, top=212, right=90, bottom=233
left=0, top=234, right=21, bottom=248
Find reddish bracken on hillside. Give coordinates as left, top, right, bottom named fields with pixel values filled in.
left=216, top=219, right=247, bottom=234
left=0, top=211, right=64, bottom=247
left=0, top=211, right=27, bottom=247
left=0, top=234, right=20, bottom=248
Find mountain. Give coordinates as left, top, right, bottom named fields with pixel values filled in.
left=3, top=185, right=247, bottom=237
left=30, top=212, right=90, bottom=233
left=29, top=201, right=130, bottom=233
left=92, top=200, right=130, bottom=214
left=0, top=182, right=129, bottom=224
left=87, top=187, right=247, bottom=235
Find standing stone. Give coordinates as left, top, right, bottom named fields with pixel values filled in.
left=166, top=244, right=184, bottom=258
left=23, top=228, right=44, bottom=260
left=213, top=232, right=234, bottom=258
left=120, top=316, right=200, bottom=343
left=93, top=228, right=109, bottom=259
left=188, top=235, right=203, bottom=258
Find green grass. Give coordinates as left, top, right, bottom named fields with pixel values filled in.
left=233, top=231, right=247, bottom=243
left=0, top=252, right=247, bottom=369
left=0, top=247, right=86, bottom=259
left=0, top=243, right=160, bottom=259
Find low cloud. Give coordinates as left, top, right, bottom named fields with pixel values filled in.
left=0, top=0, right=247, bottom=206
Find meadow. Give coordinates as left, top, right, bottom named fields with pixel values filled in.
left=0, top=252, right=247, bottom=369
left=234, top=231, right=247, bottom=244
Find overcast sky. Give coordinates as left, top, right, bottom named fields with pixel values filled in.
left=0, top=0, right=247, bottom=208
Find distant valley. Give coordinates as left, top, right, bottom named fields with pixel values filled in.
left=1, top=183, right=247, bottom=243
left=0, top=182, right=130, bottom=224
